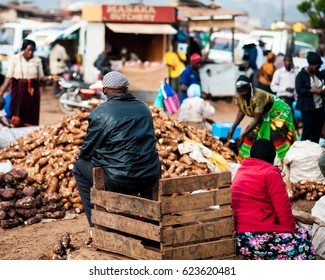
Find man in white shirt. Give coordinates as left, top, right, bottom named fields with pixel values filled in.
left=49, top=40, right=69, bottom=95
left=270, top=55, right=298, bottom=108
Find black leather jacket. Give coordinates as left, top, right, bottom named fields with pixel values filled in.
left=295, top=68, right=325, bottom=111
left=78, top=93, right=159, bottom=182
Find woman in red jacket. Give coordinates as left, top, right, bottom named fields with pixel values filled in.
left=231, top=138, right=315, bottom=260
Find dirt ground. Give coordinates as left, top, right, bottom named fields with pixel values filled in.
left=0, top=87, right=316, bottom=260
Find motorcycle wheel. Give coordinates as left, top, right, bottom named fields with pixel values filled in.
left=58, top=92, right=82, bottom=115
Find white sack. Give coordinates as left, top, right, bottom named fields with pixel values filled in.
left=311, top=196, right=325, bottom=224
left=0, top=160, right=13, bottom=173
left=283, top=140, right=324, bottom=183
left=0, top=126, right=41, bottom=148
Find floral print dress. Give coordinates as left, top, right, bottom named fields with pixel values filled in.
left=236, top=226, right=315, bottom=260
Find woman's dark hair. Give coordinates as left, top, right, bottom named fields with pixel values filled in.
left=250, top=138, right=276, bottom=164
left=307, top=51, right=323, bottom=66
left=235, top=75, right=252, bottom=90
left=21, top=39, right=36, bottom=51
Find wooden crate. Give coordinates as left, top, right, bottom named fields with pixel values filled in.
left=90, top=167, right=236, bottom=260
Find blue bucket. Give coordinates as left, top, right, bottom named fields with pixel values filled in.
left=292, top=100, right=302, bottom=121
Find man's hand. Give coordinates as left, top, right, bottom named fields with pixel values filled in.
left=285, top=87, right=294, bottom=93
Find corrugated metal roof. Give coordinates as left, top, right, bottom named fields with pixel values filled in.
left=176, top=5, right=245, bottom=19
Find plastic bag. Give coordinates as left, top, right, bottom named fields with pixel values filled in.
left=178, top=140, right=229, bottom=172
left=283, top=140, right=324, bottom=183
left=163, top=94, right=179, bottom=115
left=152, top=87, right=165, bottom=109
left=0, top=160, right=13, bottom=173
left=154, top=82, right=180, bottom=115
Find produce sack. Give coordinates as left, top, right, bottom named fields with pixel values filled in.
left=0, top=126, right=40, bottom=148
left=283, top=140, right=324, bottom=183
left=311, top=197, right=325, bottom=260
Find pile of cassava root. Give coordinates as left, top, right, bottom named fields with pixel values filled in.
left=151, top=106, right=239, bottom=178
left=0, top=168, right=66, bottom=229
left=0, top=107, right=239, bottom=228
left=284, top=177, right=325, bottom=201
left=0, top=111, right=88, bottom=222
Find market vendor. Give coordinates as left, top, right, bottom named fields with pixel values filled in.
left=232, top=138, right=315, bottom=260
left=227, top=75, right=296, bottom=163
left=178, top=83, right=215, bottom=130
left=72, top=71, right=160, bottom=243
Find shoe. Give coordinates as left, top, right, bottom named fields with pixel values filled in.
left=84, top=236, right=92, bottom=245
left=84, top=227, right=93, bottom=245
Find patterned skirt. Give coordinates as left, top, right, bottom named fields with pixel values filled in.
left=239, top=95, right=296, bottom=162
left=236, top=227, right=315, bottom=260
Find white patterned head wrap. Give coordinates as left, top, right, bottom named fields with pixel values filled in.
left=102, top=71, right=129, bottom=88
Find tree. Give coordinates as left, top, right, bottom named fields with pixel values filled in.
left=297, top=0, right=325, bottom=45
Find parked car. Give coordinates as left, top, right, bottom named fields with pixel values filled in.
left=205, top=32, right=251, bottom=64
left=0, top=19, right=56, bottom=75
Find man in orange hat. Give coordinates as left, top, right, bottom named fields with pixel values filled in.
left=179, top=53, right=203, bottom=103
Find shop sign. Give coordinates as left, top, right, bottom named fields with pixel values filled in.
left=102, top=5, right=175, bottom=23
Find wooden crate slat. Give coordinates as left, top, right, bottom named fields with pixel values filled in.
left=161, top=188, right=231, bottom=214
left=92, top=209, right=161, bottom=242
left=92, top=228, right=162, bottom=260
left=93, top=167, right=105, bottom=190
left=162, top=238, right=236, bottom=260
left=159, top=171, right=231, bottom=195
left=161, top=206, right=233, bottom=226
left=162, top=217, right=234, bottom=246
left=91, top=189, right=161, bottom=221
left=215, top=254, right=246, bottom=260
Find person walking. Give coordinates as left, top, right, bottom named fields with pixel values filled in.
left=227, top=75, right=296, bottom=163
left=49, top=40, right=69, bottom=96
left=271, top=55, right=299, bottom=109
left=0, top=39, right=59, bottom=127
left=249, top=40, right=266, bottom=86
left=179, top=53, right=203, bottom=103
left=72, top=71, right=160, bottom=242
left=295, top=51, right=325, bottom=144
left=186, top=32, right=202, bottom=61
left=164, top=40, right=186, bottom=95
left=93, top=43, right=119, bottom=74
left=257, top=52, right=276, bottom=93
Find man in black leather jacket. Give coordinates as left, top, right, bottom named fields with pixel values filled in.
left=73, top=71, right=160, bottom=233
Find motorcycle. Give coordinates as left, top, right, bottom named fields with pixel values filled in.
left=58, top=78, right=104, bottom=115
left=62, top=64, right=83, bottom=82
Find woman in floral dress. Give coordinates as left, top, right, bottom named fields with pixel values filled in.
left=231, top=138, right=315, bottom=260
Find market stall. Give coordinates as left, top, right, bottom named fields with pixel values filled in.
left=81, top=4, right=177, bottom=98
left=175, top=4, right=245, bottom=97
